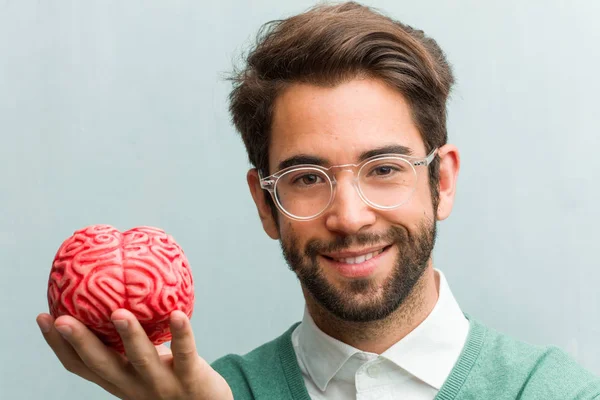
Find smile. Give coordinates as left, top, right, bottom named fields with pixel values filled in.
left=332, top=248, right=385, bottom=264
left=321, top=245, right=392, bottom=265
left=320, top=245, right=392, bottom=279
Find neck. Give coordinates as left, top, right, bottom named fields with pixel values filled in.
left=304, top=264, right=440, bottom=354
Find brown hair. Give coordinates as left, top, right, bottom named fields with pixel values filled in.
left=228, top=1, right=454, bottom=212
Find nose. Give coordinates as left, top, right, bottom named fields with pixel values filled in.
left=324, top=174, right=377, bottom=235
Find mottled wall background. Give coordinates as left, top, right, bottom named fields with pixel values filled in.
left=1, top=1, right=598, bottom=398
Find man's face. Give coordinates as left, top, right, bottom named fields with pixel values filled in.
left=257, top=78, right=440, bottom=322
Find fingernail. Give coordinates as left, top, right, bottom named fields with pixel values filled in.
left=37, top=318, right=51, bottom=334
left=172, top=317, right=185, bottom=330
left=113, top=319, right=128, bottom=332
left=56, top=325, right=72, bottom=338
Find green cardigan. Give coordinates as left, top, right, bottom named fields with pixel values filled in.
left=211, top=317, right=600, bottom=399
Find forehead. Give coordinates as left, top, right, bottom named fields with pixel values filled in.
left=269, top=78, right=425, bottom=171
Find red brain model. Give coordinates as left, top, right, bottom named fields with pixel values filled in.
left=47, top=224, right=194, bottom=352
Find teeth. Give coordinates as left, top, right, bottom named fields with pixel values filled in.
left=334, top=249, right=384, bottom=264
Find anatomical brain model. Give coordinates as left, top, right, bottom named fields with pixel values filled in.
left=47, top=224, right=194, bottom=352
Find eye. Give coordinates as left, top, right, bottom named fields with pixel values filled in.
left=368, top=164, right=403, bottom=177
left=292, top=173, right=324, bottom=186
left=373, top=166, right=394, bottom=176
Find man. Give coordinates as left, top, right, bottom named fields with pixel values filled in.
left=36, top=2, right=600, bottom=399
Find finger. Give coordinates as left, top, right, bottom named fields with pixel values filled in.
left=52, top=313, right=136, bottom=390
left=36, top=313, right=127, bottom=399
left=111, top=309, right=168, bottom=385
left=170, top=312, right=231, bottom=398
left=170, top=311, right=203, bottom=382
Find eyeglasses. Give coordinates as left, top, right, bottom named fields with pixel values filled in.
left=259, top=148, right=438, bottom=221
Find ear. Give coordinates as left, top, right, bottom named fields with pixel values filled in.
left=435, top=144, right=460, bottom=221
left=247, top=169, right=280, bottom=240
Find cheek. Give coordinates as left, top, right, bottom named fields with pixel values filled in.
left=279, top=220, right=319, bottom=249
left=383, top=181, right=435, bottom=226
left=415, top=174, right=435, bottom=213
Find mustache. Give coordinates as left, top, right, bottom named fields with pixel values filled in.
left=304, top=226, right=408, bottom=259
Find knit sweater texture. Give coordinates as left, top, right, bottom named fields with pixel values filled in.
left=211, top=317, right=600, bottom=399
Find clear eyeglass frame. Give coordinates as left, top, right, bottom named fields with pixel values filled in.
left=259, top=148, right=438, bottom=221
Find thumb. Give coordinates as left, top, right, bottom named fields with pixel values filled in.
left=169, top=311, right=233, bottom=399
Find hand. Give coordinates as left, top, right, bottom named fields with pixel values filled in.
left=36, top=309, right=233, bottom=400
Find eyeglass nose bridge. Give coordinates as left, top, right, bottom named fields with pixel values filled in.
left=327, top=163, right=361, bottom=182
left=326, top=163, right=368, bottom=209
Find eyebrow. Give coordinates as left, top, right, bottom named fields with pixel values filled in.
left=358, top=145, right=414, bottom=161
left=277, top=155, right=328, bottom=171
left=276, top=145, right=414, bottom=171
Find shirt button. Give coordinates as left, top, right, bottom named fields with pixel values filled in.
left=367, top=364, right=381, bottom=378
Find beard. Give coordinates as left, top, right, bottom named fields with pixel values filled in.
left=280, top=220, right=436, bottom=323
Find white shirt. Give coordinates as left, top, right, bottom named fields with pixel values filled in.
left=291, top=269, right=469, bottom=400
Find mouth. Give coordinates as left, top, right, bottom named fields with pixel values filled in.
left=320, top=245, right=393, bottom=278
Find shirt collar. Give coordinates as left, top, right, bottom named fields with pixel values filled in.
left=380, top=268, right=469, bottom=389
left=295, top=302, right=361, bottom=391
left=294, top=268, right=469, bottom=391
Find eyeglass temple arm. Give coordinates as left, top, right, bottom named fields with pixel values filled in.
left=412, top=148, right=438, bottom=166
left=258, top=170, right=275, bottom=190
